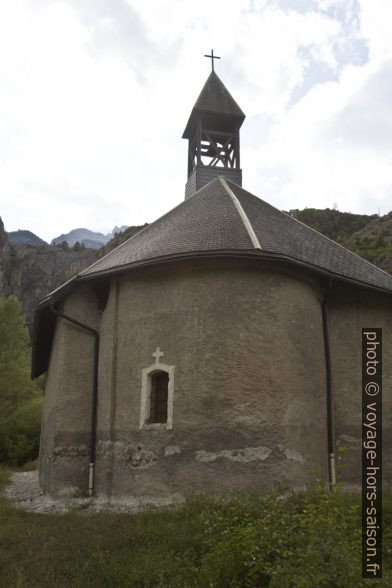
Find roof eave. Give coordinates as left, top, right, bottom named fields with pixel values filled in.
left=32, top=248, right=392, bottom=379
left=77, top=249, right=392, bottom=296
left=182, top=109, right=245, bottom=139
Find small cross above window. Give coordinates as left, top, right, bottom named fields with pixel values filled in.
left=152, top=347, right=164, bottom=364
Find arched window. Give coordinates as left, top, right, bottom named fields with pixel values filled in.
left=140, top=350, right=174, bottom=430
left=149, top=371, right=169, bottom=423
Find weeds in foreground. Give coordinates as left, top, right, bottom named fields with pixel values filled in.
left=0, top=481, right=390, bottom=587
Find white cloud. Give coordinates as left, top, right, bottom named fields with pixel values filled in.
left=0, top=0, right=391, bottom=241
left=243, top=1, right=392, bottom=216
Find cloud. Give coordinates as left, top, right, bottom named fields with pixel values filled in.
left=246, top=55, right=392, bottom=215
left=0, top=0, right=391, bottom=242
left=324, top=62, right=392, bottom=150
left=67, top=0, right=183, bottom=81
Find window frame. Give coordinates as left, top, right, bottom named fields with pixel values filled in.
left=139, top=362, right=174, bottom=430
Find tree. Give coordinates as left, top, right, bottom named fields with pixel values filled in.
left=375, top=231, right=385, bottom=249
left=72, top=241, right=85, bottom=251
left=0, top=296, right=43, bottom=465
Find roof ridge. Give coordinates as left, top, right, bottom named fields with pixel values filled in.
left=79, top=179, right=222, bottom=277
left=225, top=179, right=392, bottom=281
left=219, top=177, right=261, bottom=250
left=289, top=213, right=392, bottom=280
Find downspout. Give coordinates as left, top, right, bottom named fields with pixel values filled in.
left=322, top=279, right=336, bottom=490
left=49, top=298, right=99, bottom=497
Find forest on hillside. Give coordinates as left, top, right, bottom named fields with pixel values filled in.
left=291, top=207, right=392, bottom=273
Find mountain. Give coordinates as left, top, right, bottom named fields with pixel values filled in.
left=51, top=226, right=129, bottom=249
left=289, top=208, right=377, bottom=241
left=7, top=230, right=47, bottom=246
left=99, top=224, right=149, bottom=255
left=0, top=220, right=146, bottom=330
left=52, top=228, right=110, bottom=249
left=112, top=225, right=128, bottom=235
left=1, top=207, right=392, bottom=332
left=290, top=208, right=392, bottom=274
left=343, top=212, right=392, bottom=274
left=0, top=220, right=97, bottom=329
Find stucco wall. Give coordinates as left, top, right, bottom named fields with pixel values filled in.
left=328, top=283, right=392, bottom=489
left=39, top=257, right=392, bottom=498
left=94, top=259, right=328, bottom=498
left=38, top=312, right=64, bottom=492
left=39, top=284, right=100, bottom=495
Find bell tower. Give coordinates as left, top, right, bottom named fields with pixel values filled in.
left=183, top=53, right=245, bottom=199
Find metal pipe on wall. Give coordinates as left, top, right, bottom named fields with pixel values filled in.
left=49, top=299, right=99, bottom=497
left=322, top=280, right=337, bottom=489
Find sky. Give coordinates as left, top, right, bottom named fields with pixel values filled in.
left=0, top=0, right=392, bottom=242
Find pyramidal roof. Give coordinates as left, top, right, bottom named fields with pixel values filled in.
left=73, top=177, right=392, bottom=294
left=33, top=177, right=392, bottom=377
left=182, top=71, right=245, bottom=138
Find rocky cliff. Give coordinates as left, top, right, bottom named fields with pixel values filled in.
left=0, top=218, right=96, bottom=329
left=0, top=219, right=147, bottom=331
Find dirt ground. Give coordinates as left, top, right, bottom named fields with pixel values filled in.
left=1, top=470, right=181, bottom=514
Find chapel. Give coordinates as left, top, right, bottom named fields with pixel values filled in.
left=32, top=65, right=392, bottom=500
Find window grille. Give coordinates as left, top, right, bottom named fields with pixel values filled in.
left=149, top=371, right=169, bottom=423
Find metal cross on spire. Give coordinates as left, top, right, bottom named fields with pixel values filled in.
left=204, top=49, right=221, bottom=72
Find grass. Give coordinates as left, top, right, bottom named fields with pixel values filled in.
left=18, top=459, right=39, bottom=472
left=0, top=473, right=390, bottom=587
left=0, top=466, right=10, bottom=490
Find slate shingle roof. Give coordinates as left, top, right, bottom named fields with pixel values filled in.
left=183, top=72, right=245, bottom=139
left=229, top=181, right=392, bottom=293
left=79, top=176, right=392, bottom=293
left=80, top=178, right=253, bottom=277
left=32, top=176, right=392, bottom=378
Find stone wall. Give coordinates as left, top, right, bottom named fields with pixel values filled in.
left=95, top=258, right=328, bottom=498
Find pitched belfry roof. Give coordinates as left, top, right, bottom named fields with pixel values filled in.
left=182, top=71, right=245, bottom=138
left=78, top=176, right=392, bottom=293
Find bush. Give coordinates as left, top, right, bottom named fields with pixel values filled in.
left=0, top=296, right=43, bottom=465
left=192, top=487, right=365, bottom=586
left=0, top=487, right=389, bottom=586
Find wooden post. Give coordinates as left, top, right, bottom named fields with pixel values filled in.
left=235, top=129, right=240, bottom=168
left=197, top=120, right=202, bottom=166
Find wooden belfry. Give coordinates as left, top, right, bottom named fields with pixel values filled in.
left=183, top=52, right=245, bottom=198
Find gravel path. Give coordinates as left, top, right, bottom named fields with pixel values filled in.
left=0, top=471, right=182, bottom=515
left=1, top=471, right=92, bottom=514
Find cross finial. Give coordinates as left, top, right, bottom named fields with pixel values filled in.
left=152, top=347, right=164, bottom=364
left=204, top=49, right=221, bottom=72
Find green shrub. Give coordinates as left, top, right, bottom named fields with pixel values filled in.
left=0, top=296, right=43, bottom=465
left=0, top=488, right=390, bottom=586
left=0, top=466, right=10, bottom=490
